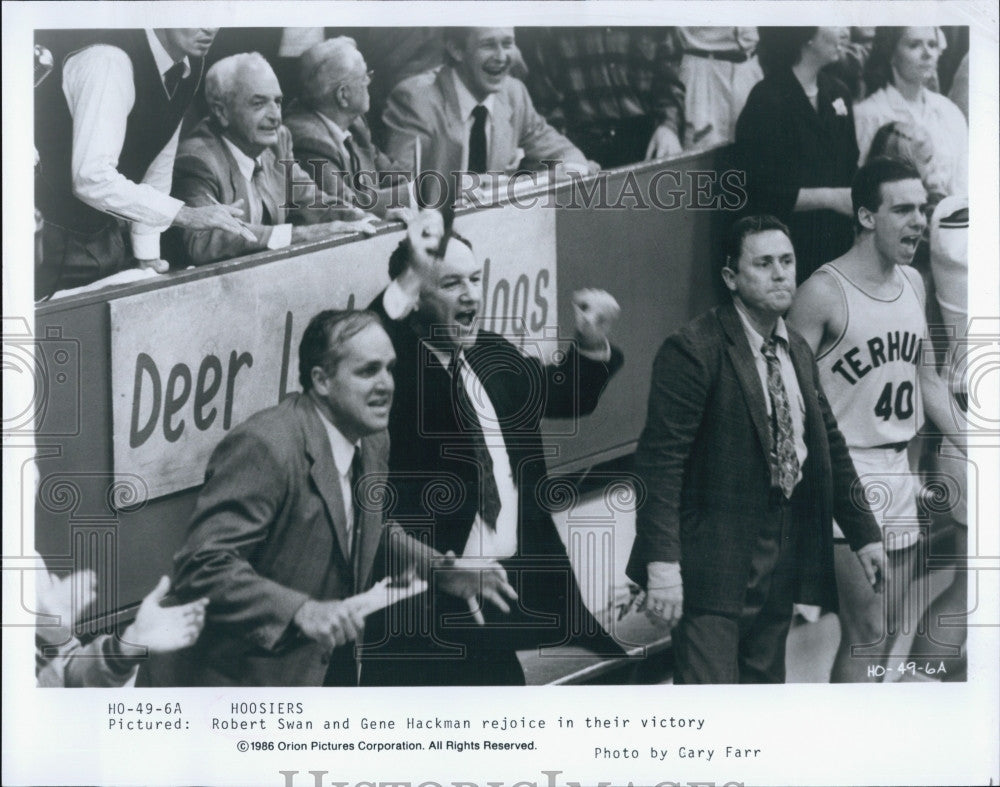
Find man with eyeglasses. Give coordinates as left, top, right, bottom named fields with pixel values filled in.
left=286, top=37, right=411, bottom=219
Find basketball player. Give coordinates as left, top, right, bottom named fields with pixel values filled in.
left=788, top=156, right=963, bottom=683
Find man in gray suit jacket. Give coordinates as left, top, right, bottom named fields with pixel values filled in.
left=285, top=37, right=410, bottom=219
left=626, top=215, right=885, bottom=684
left=171, top=52, right=375, bottom=267
left=383, top=28, right=598, bottom=194
left=147, top=310, right=516, bottom=686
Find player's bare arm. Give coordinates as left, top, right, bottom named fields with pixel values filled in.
left=787, top=269, right=847, bottom=357
left=900, top=266, right=968, bottom=447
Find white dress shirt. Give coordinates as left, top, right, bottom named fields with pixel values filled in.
left=381, top=281, right=611, bottom=559
left=733, top=302, right=808, bottom=486
left=854, top=83, right=968, bottom=197
left=220, top=138, right=292, bottom=249
left=317, top=112, right=351, bottom=148
left=434, top=347, right=519, bottom=560
left=316, top=408, right=362, bottom=553
left=61, top=29, right=187, bottom=260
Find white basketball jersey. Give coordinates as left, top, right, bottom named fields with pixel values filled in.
left=815, top=263, right=926, bottom=449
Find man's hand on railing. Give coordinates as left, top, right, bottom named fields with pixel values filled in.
left=174, top=201, right=256, bottom=242
left=290, top=216, right=379, bottom=244
left=645, top=123, right=684, bottom=161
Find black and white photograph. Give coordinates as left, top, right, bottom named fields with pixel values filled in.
left=3, top=2, right=998, bottom=785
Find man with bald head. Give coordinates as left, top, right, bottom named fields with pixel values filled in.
left=286, top=37, right=410, bottom=218
left=171, top=51, right=375, bottom=266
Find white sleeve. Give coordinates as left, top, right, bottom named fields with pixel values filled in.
left=62, top=46, right=184, bottom=236
left=129, top=122, right=185, bottom=259
left=853, top=101, right=878, bottom=167
left=266, top=224, right=293, bottom=249
left=382, top=278, right=420, bottom=320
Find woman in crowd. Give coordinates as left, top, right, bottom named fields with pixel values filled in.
left=854, top=27, right=968, bottom=197
left=735, top=27, right=857, bottom=282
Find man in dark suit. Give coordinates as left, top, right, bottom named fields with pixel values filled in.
left=171, top=52, right=375, bottom=267
left=383, top=28, right=598, bottom=189
left=361, top=211, right=624, bottom=686
left=147, top=310, right=515, bottom=686
left=626, top=215, right=885, bottom=684
left=285, top=37, right=411, bottom=219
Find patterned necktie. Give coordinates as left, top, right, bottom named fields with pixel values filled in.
left=468, top=105, right=489, bottom=175
left=251, top=160, right=274, bottom=224
left=163, top=61, right=186, bottom=99
left=454, top=356, right=502, bottom=530
left=761, top=337, right=799, bottom=498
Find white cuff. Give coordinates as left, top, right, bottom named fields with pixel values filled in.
left=647, top=560, right=682, bottom=588
left=130, top=228, right=162, bottom=261
left=266, top=224, right=292, bottom=250
left=579, top=338, right=612, bottom=363
left=383, top=278, right=419, bottom=320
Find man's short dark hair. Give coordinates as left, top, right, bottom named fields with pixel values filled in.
left=724, top=215, right=793, bottom=271
left=852, top=156, right=923, bottom=231
left=387, top=230, right=475, bottom=280
left=299, top=310, right=384, bottom=390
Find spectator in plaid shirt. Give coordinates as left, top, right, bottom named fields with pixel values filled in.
left=518, top=27, right=686, bottom=168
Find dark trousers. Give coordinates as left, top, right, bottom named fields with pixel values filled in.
left=324, top=644, right=359, bottom=687
left=674, top=497, right=799, bottom=684
left=568, top=115, right=656, bottom=169
left=38, top=220, right=129, bottom=299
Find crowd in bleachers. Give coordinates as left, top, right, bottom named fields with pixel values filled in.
left=33, top=26, right=969, bottom=301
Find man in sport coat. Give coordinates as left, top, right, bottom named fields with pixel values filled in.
left=285, top=37, right=410, bottom=218
left=361, top=211, right=624, bottom=685
left=145, top=310, right=515, bottom=686
left=383, top=27, right=597, bottom=189
left=170, top=52, right=373, bottom=267
left=626, top=214, right=885, bottom=684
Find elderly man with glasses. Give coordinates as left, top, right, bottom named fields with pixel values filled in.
left=286, top=37, right=412, bottom=219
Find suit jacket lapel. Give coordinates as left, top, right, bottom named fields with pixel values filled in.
left=438, top=67, right=470, bottom=173
left=489, top=90, right=515, bottom=171
left=217, top=138, right=254, bottom=223
left=310, top=111, right=347, bottom=167
left=719, top=302, right=773, bottom=463
left=299, top=397, right=354, bottom=565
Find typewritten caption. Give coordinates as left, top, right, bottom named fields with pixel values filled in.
left=105, top=701, right=763, bottom=763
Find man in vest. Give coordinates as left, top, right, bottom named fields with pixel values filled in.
left=34, top=28, right=254, bottom=299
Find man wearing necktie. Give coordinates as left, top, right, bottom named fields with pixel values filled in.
left=627, top=215, right=885, bottom=684
left=33, top=28, right=256, bottom=298
left=362, top=211, right=625, bottom=686
left=144, top=309, right=516, bottom=687
left=171, top=52, right=376, bottom=267
left=383, top=28, right=599, bottom=196
left=286, top=37, right=411, bottom=219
